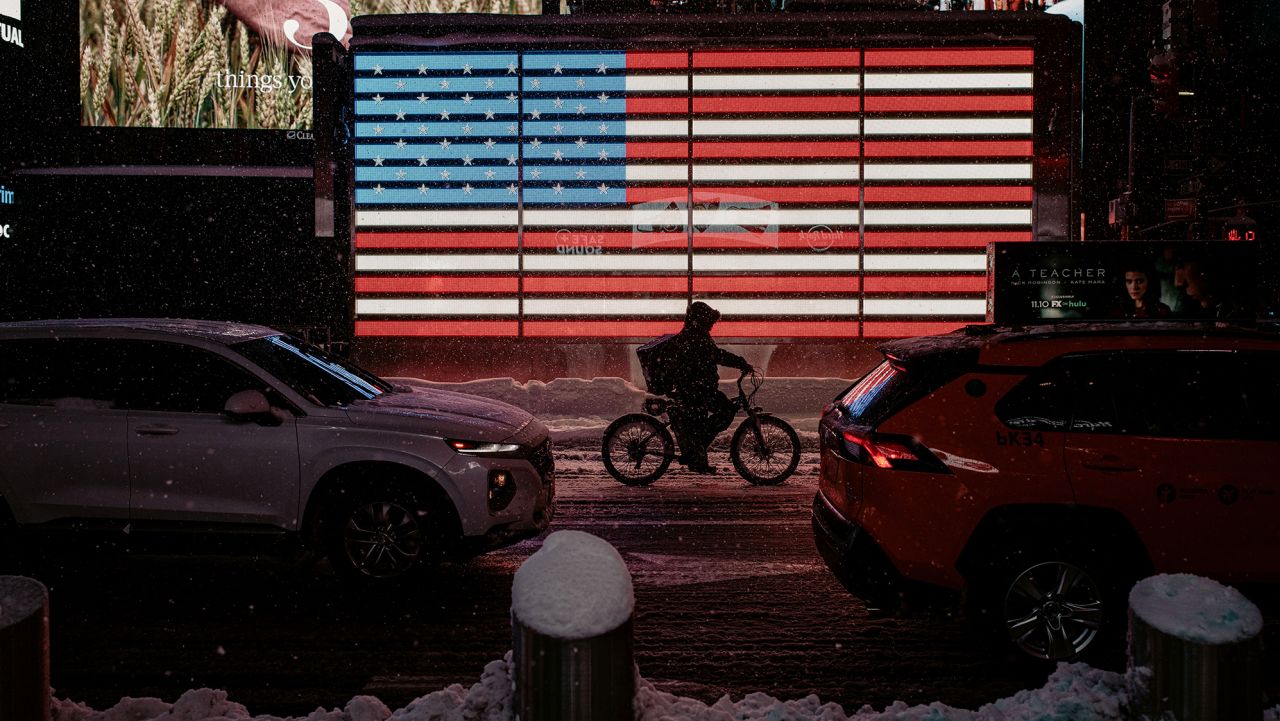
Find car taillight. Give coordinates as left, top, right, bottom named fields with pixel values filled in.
left=841, top=429, right=946, bottom=473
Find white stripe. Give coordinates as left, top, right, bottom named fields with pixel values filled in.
left=355, top=255, right=520, bottom=272
left=694, top=253, right=860, bottom=272
left=713, top=298, right=859, bottom=316
left=524, top=298, right=690, bottom=316
left=356, top=298, right=519, bottom=316
left=694, top=119, right=859, bottom=136
left=626, top=165, right=689, bottom=181
left=694, top=164, right=860, bottom=181
left=864, top=208, right=1032, bottom=226
left=626, top=120, right=687, bottom=136
left=625, top=76, right=689, bottom=93
left=864, top=72, right=1034, bottom=90
left=863, top=298, right=987, bottom=316
left=865, top=163, right=1033, bottom=180
left=864, top=118, right=1033, bottom=135
left=525, top=208, right=688, bottom=227
left=863, top=254, right=987, bottom=272
left=693, top=208, right=860, bottom=227
left=523, top=255, right=688, bottom=272
left=357, top=210, right=518, bottom=227
left=693, top=74, right=860, bottom=92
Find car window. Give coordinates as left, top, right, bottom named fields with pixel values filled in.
left=0, top=338, right=125, bottom=408
left=839, top=361, right=915, bottom=425
left=231, top=335, right=389, bottom=407
left=1066, top=350, right=1275, bottom=440
left=994, top=359, right=1073, bottom=431
left=117, top=341, right=267, bottom=414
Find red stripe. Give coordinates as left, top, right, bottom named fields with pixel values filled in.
left=694, top=50, right=860, bottom=69
left=524, top=320, right=684, bottom=337
left=864, top=95, right=1033, bottom=113
left=713, top=321, right=860, bottom=338
left=695, top=96, right=860, bottom=114
left=627, top=97, right=689, bottom=114
left=356, top=320, right=519, bottom=337
left=862, top=321, right=974, bottom=337
left=356, top=232, right=517, bottom=249
left=626, top=52, right=689, bottom=70
left=695, top=141, right=859, bottom=158
left=628, top=142, right=690, bottom=159
left=695, top=230, right=858, bottom=249
left=862, top=276, right=987, bottom=293
left=693, top=276, right=858, bottom=293
left=524, top=276, right=689, bottom=294
left=524, top=231, right=688, bottom=249
left=626, top=186, right=856, bottom=204
left=863, top=140, right=1033, bottom=157
left=355, top=276, right=519, bottom=294
left=865, top=231, right=1032, bottom=247
left=864, top=186, right=1033, bottom=203
left=863, top=48, right=1034, bottom=67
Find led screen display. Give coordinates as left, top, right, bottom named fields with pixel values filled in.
left=78, top=0, right=537, bottom=131
left=350, top=45, right=1039, bottom=339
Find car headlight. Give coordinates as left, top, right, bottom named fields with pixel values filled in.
left=446, top=438, right=525, bottom=457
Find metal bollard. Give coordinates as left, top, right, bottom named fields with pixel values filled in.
left=0, top=576, right=50, bottom=721
left=511, top=531, right=635, bottom=721
left=1127, top=574, right=1262, bottom=721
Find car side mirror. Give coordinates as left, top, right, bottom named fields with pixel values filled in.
left=225, top=389, right=271, bottom=416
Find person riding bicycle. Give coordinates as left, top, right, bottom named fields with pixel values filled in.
left=662, top=301, right=752, bottom=474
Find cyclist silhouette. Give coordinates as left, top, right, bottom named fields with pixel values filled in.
left=662, top=301, right=752, bottom=474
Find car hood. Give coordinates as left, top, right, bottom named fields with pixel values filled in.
left=344, top=385, right=537, bottom=442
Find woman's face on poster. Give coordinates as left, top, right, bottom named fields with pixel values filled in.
left=1125, top=271, right=1148, bottom=300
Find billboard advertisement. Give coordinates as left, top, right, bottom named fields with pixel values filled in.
left=329, top=8, right=1080, bottom=341
left=988, top=241, right=1259, bottom=324
left=78, top=0, right=538, bottom=131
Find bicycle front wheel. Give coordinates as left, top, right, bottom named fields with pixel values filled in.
left=730, top=413, right=801, bottom=486
left=601, top=413, right=674, bottom=486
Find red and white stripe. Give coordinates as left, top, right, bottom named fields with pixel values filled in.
left=861, top=46, right=1034, bottom=334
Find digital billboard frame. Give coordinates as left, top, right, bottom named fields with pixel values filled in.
left=317, top=10, right=1081, bottom=343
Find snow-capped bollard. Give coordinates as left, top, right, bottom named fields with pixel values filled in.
left=511, top=531, right=635, bottom=721
left=1127, top=574, right=1263, bottom=721
left=0, top=576, right=50, bottom=721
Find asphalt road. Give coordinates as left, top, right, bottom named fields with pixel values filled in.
left=38, top=441, right=1280, bottom=717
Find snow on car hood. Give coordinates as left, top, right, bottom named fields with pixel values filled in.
left=345, top=385, right=537, bottom=442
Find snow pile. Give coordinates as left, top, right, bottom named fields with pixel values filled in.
left=511, top=530, right=634, bottom=639
left=52, top=660, right=1159, bottom=721
left=389, top=376, right=852, bottom=440
left=1129, top=573, right=1263, bottom=644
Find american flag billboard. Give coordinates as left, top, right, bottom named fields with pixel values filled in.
left=344, top=25, right=1060, bottom=341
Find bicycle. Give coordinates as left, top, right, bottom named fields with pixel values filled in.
left=601, top=370, right=801, bottom=486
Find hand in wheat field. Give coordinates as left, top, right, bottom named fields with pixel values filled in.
left=218, top=0, right=352, bottom=51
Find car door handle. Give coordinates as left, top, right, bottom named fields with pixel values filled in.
left=1079, top=452, right=1139, bottom=472
left=135, top=425, right=180, bottom=436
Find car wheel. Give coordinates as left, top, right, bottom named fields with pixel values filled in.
left=1001, top=560, right=1106, bottom=661
left=324, top=483, right=442, bottom=582
left=969, top=552, right=1121, bottom=663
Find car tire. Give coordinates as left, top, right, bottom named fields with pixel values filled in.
left=967, top=548, right=1127, bottom=664
left=323, top=481, right=445, bottom=583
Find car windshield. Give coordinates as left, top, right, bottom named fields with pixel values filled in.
left=232, top=335, right=392, bottom=407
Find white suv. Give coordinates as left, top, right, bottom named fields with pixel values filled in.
left=0, top=319, right=555, bottom=581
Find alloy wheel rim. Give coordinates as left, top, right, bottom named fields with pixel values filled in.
left=1003, top=561, right=1104, bottom=660
left=343, top=500, right=424, bottom=578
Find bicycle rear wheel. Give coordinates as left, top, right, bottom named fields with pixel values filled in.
left=602, top=413, right=674, bottom=486
left=730, top=413, right=801, bottom=486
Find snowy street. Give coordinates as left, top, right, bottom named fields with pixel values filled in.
left=39, top=436, right=1279, bottom=717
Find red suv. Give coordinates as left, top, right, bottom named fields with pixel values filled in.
left=812, top=322, right=1280, bottom=661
